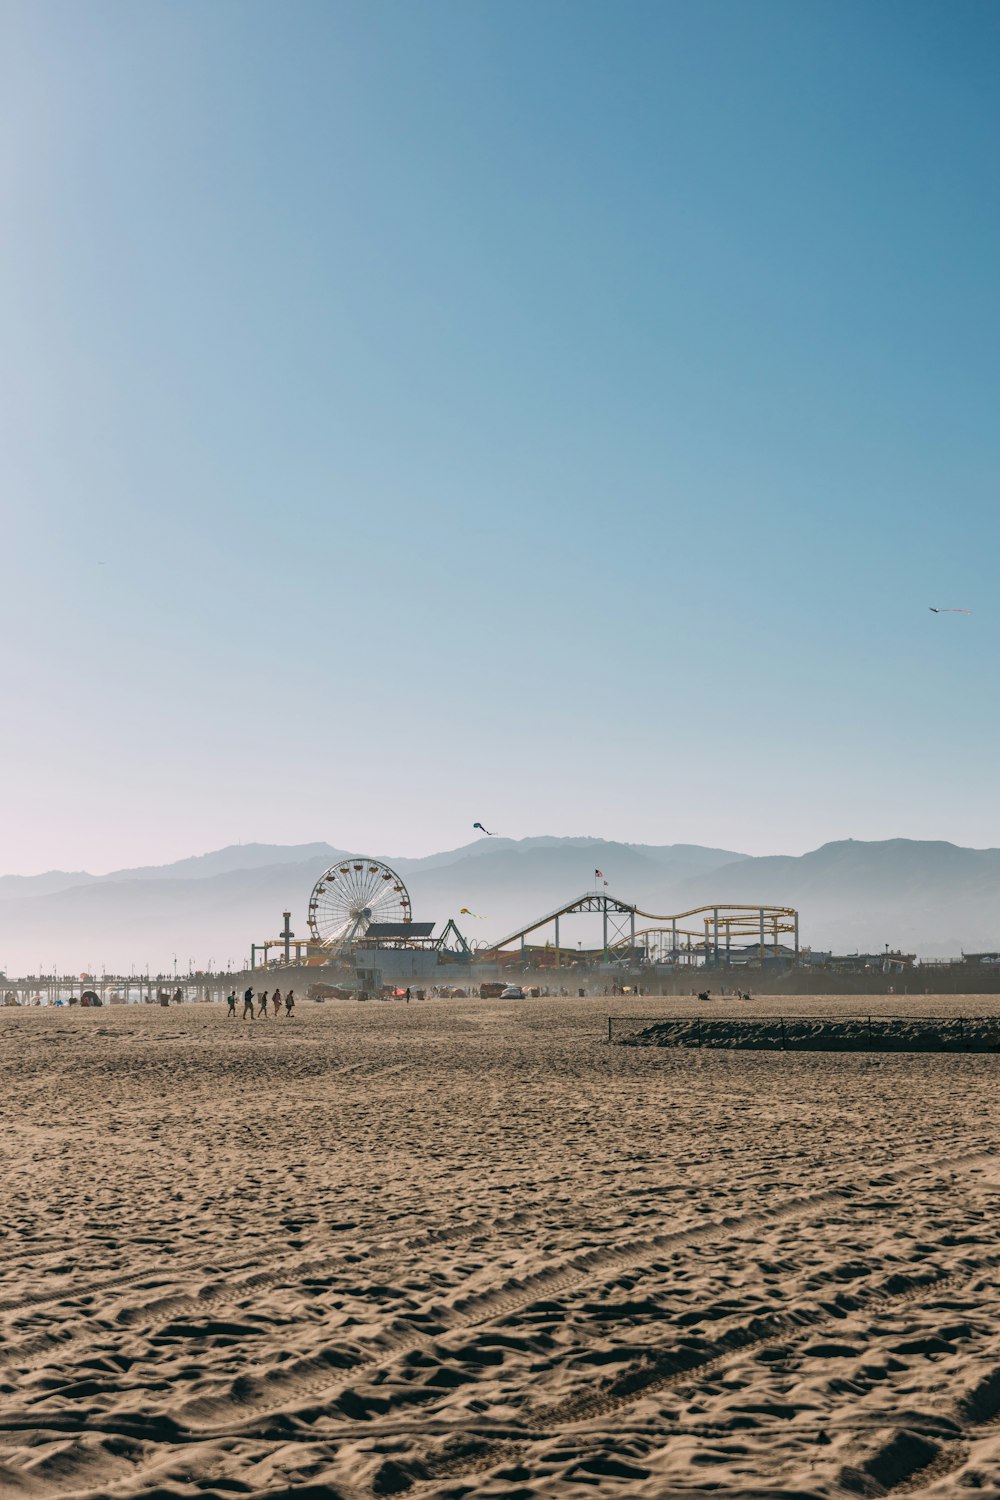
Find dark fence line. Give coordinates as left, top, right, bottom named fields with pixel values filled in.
left=608, top=1013, right=1000, bottom=1053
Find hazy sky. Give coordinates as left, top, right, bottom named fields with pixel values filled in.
left=2, top=0, right=998, bottom=873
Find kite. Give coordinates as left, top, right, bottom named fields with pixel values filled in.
left=472, top=821, right=495, bottom=836
left=929, top=607, right=972, bottom=614
left=459, top=907, right=484, bottom=919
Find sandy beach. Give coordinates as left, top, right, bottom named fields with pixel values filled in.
left=1, top=994, right=998, bottom=1499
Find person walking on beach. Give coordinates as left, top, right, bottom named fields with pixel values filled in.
left=242, top=987, right=254, bottom=1019
left=257, top=989, right=269, bottom=1018
left=271, top=989, right=281, bottom=1016
left=284, top=989, right=294, bottom=1018
left=227, top=991, right=237, bottom=1018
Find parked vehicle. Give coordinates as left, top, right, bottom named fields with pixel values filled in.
left=500, top=984, right=525, bottom=1000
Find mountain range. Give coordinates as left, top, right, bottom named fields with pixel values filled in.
left=0, top=837, right=997, bottom=975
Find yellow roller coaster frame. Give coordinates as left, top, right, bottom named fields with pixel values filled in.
left=483, top=891, right=799, bottom=966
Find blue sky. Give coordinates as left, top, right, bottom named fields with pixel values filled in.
left=1, top=0, right=998, bottom=872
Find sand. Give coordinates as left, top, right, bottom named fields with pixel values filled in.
left=1, top=994, right=998, bottom=1500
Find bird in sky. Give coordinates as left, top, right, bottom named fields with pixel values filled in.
left=929, top=607, right=972, bottom=614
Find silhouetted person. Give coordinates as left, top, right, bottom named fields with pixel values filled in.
left=271, top=988, right=281, bottom=1016
left=257, top=989, right=269, bottom=1018
left=284, top=990, right=294, bottom=1017
left=242, top=987, right=254, bottom=1019
left=227, top=991, right=237, bottom=1018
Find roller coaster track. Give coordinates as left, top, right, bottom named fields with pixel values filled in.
left=484, top=891, right=798, bottom=956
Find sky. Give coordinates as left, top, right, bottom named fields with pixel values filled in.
left=1, top=0, right=999, bottom=874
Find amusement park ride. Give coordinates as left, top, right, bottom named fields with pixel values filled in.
left=487, top=891, right=799, bottom=966
left=251, top=856, right=800, bottom=972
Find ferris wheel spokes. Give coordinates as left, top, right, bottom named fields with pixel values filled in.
left=307, top=856, right=412, bottom=953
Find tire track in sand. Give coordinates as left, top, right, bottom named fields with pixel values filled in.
left=862, top=1359, right=1000, bottom=1495
left=2, top=1207, right=536, bottom=1369
left=416, top=1255, right=1000, bottom=1493
left=177, top=1184, right=856, bottom=1435
left=1, top=1151, right=993, bottom=1500
left=180, top=1146, right=995, bottom=1440
left=0, top=1179, right=852, bottom=1452
left=399, top=1150, right=997, bottom=1491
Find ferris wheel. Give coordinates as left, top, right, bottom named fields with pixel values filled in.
left=307, top=857, right=412, bottom=951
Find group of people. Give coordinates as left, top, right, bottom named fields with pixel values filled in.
left=227, top=987, right=295, bottom=1019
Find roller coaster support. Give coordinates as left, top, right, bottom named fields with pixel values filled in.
left=483, top=891, right=799, bottom=969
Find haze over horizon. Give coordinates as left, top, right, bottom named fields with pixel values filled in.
left=8, top=829, right=1000, bottom=883
left=3, top=833, right=1000, bottom=974
left=2, top=1, right=998, bottom=873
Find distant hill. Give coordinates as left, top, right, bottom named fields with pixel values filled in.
left=1, top=836, right=999, bottom=973
left=0, top=871, right=96, bottom=900
left=678, top=839, right=1000, bottom=956
left=100, top=843, right=351, bottom=883
left=0, top=838, right=741, bottom=974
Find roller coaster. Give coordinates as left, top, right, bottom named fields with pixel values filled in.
left=483, top=890, right=799, bottom=967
